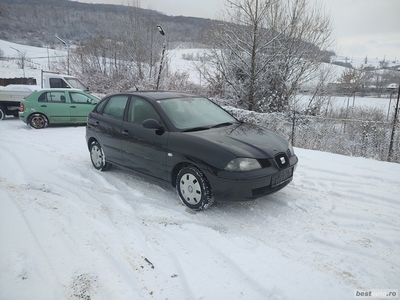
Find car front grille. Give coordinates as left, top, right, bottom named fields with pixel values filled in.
left=257, top=158, right=271, bottom=168
left=286, top=148, right=292, bottom=157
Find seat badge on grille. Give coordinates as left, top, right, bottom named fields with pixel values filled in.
left=280, top=157, right=286, bottom=165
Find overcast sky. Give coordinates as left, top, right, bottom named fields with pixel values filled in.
left=75, top=0, right=400, bottom=62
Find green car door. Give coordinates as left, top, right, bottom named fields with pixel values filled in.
left=37, top=90, right=71, bottom=123
left=67, top=91, right=99, bottom=123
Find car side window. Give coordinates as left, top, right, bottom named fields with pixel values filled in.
left=38, top=91, right=67, bottom=103
left=69, top=92, right=92, bottom=104
left=102, top=95, right=128, bottom=120
left=38, top=92, right=47, bottom=102
left=94, top=99, right=107, bottom=113
left=128, top=97, right=160, bottom=125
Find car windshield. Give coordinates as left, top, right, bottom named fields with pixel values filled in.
left=158, top=97, right=238, bottom=131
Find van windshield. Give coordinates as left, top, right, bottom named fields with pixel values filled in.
left=65, top=78, right=87, bottom=91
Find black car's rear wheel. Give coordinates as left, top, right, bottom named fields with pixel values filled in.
left=90, top=140, right=111, bottom=171
left=176, top=166, right=214, bottom=210
left=28, top=113, right=48, bottom=129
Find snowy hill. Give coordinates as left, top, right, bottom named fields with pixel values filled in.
left=0, top=39, right=205, bottom=89
left=2, top=39, right=398, bottom=92
left=0, top=39, right=63, bottom=81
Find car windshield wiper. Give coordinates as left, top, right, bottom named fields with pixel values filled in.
left=182, top=122, right=238, bottom=132
left=211, top=122, right=235, bottom=128
left=182, top=126, right=211, bottom=132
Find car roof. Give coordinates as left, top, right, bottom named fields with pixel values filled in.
left=116, top=90, right=200, bottom=101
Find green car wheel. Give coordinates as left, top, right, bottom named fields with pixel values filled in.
left=28, top=113, right=49, bottom=129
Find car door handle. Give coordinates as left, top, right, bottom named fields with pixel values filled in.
left=122, top=130, right=130, bottom=136
left=70, top=106, right=76, bottom=108
left=40, top=105, right=47, bottom=107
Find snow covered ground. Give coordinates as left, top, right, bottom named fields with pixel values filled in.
left=1, top=117, right=399, bottom=300
left=294, top=94, right=395, bottom=117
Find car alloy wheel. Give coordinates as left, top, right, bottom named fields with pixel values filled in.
left=176, top=166, right=214, bottom=210
left=90, top=141, right=111, bottom=171
left=28, top=113, right=48, bottom=129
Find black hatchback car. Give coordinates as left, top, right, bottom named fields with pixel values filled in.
left=86, top=91, right=298, bottom=210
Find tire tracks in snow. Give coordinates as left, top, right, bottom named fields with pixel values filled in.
left=0, top=189, right=67, bottom=300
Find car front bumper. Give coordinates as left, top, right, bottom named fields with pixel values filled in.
left=205, top=155, right=298, bottom=202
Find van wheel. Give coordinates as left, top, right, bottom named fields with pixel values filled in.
left=176, top=166, right=214, bottom=211
left=28, top=113, right=48, bottom=129
left=0, top=106, right=5, bottom=120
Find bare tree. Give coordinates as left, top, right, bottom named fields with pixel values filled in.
left=199, top=0, right=333, bottom=113
left=300, top=63, right=337, bottom=116
left=337, top=66, right=372, bottom=96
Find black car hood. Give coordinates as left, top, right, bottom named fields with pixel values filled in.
left=187, top=122, right=289, bottom=159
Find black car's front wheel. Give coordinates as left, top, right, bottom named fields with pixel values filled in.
left=90, top=140, right=111, bottom=171
left=176, top=166, right=214, bottom=211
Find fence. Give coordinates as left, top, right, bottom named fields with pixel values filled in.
left=223, top=106, right=400, bottom=164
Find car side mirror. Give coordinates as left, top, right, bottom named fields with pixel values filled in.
left=142, top=118, right=165, bottom=131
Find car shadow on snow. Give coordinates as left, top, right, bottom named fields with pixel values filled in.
left=100, top=164, right=296, bottom=217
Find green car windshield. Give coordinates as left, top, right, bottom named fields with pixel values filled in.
left=158, top=97, right=237, bottom=131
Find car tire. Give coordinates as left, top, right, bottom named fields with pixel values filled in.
left=176, top=166, right=214, bottom=211
left=28, top=113, right=48, bottom=129
left=0, top=106, right=5, bottom=120
left=90, top=140, right=112, bottom=171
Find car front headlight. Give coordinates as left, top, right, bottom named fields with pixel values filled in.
left=224, top=158, right=261, bottom=171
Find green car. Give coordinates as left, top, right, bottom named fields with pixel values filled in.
left=19, top=88, right=99, bottom=129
